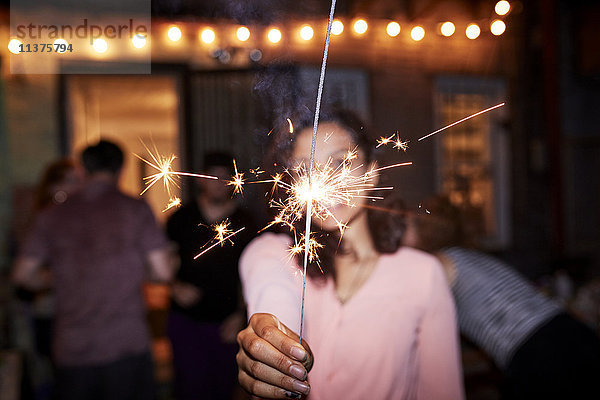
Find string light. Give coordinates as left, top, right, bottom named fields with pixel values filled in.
left=331, top=20, right=344, bottom=35
left=131, top=34, right=146, bottom=48
left=495, top=1, right=511, bottom=16
left=237, top=26, right=250, bottom=42
left=53, top=38, right=68, bottom=53
left=51, top=15, right=508, bottom=56
left=300, top=25, right=314, bottom=41
left=411, top=26, right=425, bottom=41
left=386, top=21, right=401, bottom=37
left=353, top=19, right=368, bottom=35
left=92, top=38, right=108, bottom=53
left=267, top=28, right=282, bottom=43
left=8, top=38, right=22, bottom=54
left=466, top=23, right=480, bottom=39
left=440, top=21, right=455, bottom=37
left=490, top=19, right=506, bottom=36
left=200, top=27, right=216, bottom=44
left=167, top=26, right=182, bottom=42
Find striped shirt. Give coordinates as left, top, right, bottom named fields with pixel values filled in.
left=443, top=247, right=562, bottom=369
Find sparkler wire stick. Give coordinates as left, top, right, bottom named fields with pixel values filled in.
left=417, top=102, right=505, bottom=141
left=299, top=0, right=337, bottom=342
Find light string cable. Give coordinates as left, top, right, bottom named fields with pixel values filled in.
left=300, top=0, right=337, bottom=341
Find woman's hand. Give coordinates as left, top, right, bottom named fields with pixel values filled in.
left=237, top=313, right=313, bottom=399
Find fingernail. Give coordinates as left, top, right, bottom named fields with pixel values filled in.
left=289, top=364, right=306, bottom=380
left=290, top=346, right=307, bottom=361
left=284, top=391, right=302, bottom=399
left=292, top=380, right=310, bottom=395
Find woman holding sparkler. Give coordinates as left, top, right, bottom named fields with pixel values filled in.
left=236, top=110, right=464, bottom=399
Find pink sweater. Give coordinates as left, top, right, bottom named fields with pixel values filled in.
left=240, top=233, right=464, bottom=400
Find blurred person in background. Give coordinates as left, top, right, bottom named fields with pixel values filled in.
left=11, top=158, right=82, bottom=400
left=12, top=140, right=173, bottom=400
left=166, top=152, right=256, bottom=400
left=30, top=158, right=83, bottom=357
left=404, top=195, right=600, bottom=399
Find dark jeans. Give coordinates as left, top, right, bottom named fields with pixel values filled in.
left=503, top=313, right=600, bottom=399
left=167, top=310, right=238, bottom=400
left=55, top=351, right=154, bottom=400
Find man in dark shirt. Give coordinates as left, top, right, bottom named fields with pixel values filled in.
left=166, top=152, right=255, bottom=400
left=12, top=140, right=173, bottom=400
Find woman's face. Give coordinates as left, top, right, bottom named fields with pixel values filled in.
left=291, top=121, right=373, bottom=231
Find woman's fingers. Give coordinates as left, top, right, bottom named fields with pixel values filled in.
left=237, top=314, right=313, bottom=398
left=238, top=328, right=308, bottom=380
left=238, top=369, right=305, bottom=399
left=249, top=314, right=308, bottom=362
left=237, top=347, right=310, bottom=395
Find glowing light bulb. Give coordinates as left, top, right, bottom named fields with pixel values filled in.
left=237, top=26, right=250, bottom=42
left=200, top=28, right=215, bottom=44
left=267, top=28, right=282, bottom=43
left=168, top=26, right=182, bottom=42
left=92, top=38, right=108, bottom=53
left=53, top=38, right=68, bottom=53
left=495, top=1, right=511, bottom=16
left=466, top=23, right=481, bottom=39
left=386, top=21, right=401, bottom=37
left=8, top=38, right=22, bottom=54
left=411, top=26, right=425, bottom=41
left=490, top=19, right=506, bottom=36
left=440, top=22, right=455, bottom=37
left=300, top=25, right=314, bottom=41
left=331, top=20, right=344, bottom=35
left=353, top=19, right=368, bottom=35
left=131, top=34, right=146, bottom=48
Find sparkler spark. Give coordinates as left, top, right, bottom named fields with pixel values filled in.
left=289, top=233, right=323, bottom=271
left=162, top=197, right=181, bottom=212
left=377, top=133, right=409, bottom=152
left=376, top=134, right=395, bottom=148
left=418, top=102, right=505, bottom=141
left=287, top=118, right=294, bottom=134
left=227, top=159, right=245, bottom=195
left=194, top=225, right=246, bottom=260
left=393, top=137, right=409, bottom=152
left=213, top=220, right=234, bottom=244
left=135, top=141, right=217, bottom=197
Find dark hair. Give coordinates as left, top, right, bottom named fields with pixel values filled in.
left=203, top=152, right=235, bottom=174
left=34, top=158, right=76, bottom=210
left=81, top=140, right=124, bottom=174
left=411, top=195, right=469, bottom=252
left=267, top=108, right=405, bottom=280
left=267, top=108, right=373, bottom=169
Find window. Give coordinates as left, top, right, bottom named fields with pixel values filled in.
left=434, top=77, right=509, bottom=249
